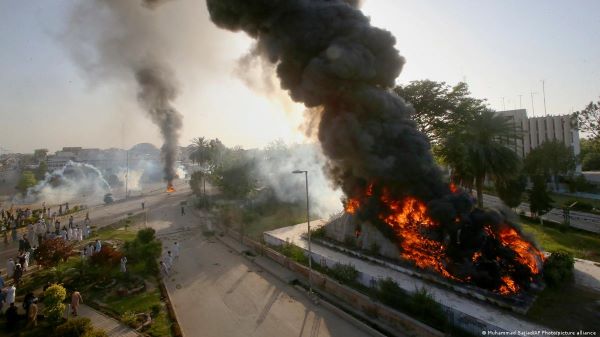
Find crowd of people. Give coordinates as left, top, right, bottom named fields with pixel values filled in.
left=0, top=202, right=90, bottom=246
left=0, top=201, right=93, bottom=330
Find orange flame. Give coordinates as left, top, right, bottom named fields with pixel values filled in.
left=380, top=193, right=457, bottom=280
left=166, top=183, right=176, bottom=193
left=345, top=198, right=360, bottom=214
left=497, top=227, right=545, bottom=274
left=498, top=276, right=519, bottom=295
left=472, top=251, right=482, bottom=262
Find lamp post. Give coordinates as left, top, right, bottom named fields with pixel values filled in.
left=292, top=169, right=312, bottom=294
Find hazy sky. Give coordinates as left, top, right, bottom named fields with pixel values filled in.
left=1, top=0, right=599, bottom=154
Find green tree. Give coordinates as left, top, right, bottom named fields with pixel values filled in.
left=35, top=161, right=48, bottom=180
left=580, top=137, right=600, bottom=171
left=33, top=148, right=48, bottom=162
left=524, top=140, right=576, bottom=191
left=189, top=137, right=209, bottom=165
left=394, top=80, right=487, bottom=144
left=495, top=174, right=527, bottom=209
left=213, top=159, right=257, bottom=199
left=44, top=284, right=67, bottom=324
left=16, top=170, right=37, bottom=195
left=529, top=175, right=553, bottom=221
left=439, top=110, right=521, bottom=207
left=574, top=98, right=600, bottom=139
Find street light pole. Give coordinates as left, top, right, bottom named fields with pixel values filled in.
left=292, top=169, right=312, bottom=294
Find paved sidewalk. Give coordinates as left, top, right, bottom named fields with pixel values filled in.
left=77, top=304, right=141, bottom=337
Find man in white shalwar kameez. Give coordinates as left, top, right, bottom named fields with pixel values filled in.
left=172, top=242, right=180, bottom=259
left=6, top=258, right=15, bottom=278
left=120, top=256, right=127, bottom=273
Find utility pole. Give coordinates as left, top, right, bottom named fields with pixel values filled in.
left=125, top=150, right=129, bottom=199
left=541, top=80, right=548, bottom=116
left=502, top=97, right=506, bottom=110
left=518, top=94, right=523, bottom=108
left=530, top=92, right=538, bottom=117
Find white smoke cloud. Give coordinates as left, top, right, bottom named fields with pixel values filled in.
left=254, top=141, right=343, bottom=217
left=15, top=161, right=111, bottom=205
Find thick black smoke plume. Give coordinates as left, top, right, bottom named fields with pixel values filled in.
left=207, top=0, right=544, bottom=295
left=207, top=0, right=447, bottom=205
left=135, top=63, right=183, bottom=183
left=63, top=0, right=181, bottom=185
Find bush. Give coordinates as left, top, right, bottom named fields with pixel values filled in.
left=151, top=304, right=162, bottom=317
left=35, top=237, right=74, bottom=268
left=310, top=226, right=327, bottom=239
left=376, top=278, right=408, bottom=308
left=329, top=263, right=359, bottom=285
left=376, top=280, right=447, bottom=331
left=544, top=251, right=575, bottom=288
left=408, top=288, right=447, bottom=330
left=121, top=311, right=137, bottom=328
left=280, top=243, right=308, bottom=265
left=44, top=284, right=67, bottom=324
left=136, top=228, right=156, bottom=244
left=124, top=231, right=162, bottom=275
left=53, top=317, right=92, bottom=337
left=89, top=245, right=123, bottom=267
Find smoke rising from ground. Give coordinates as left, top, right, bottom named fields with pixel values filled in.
left=62, top=0, right=182, bottom=185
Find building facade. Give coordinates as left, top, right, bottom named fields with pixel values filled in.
left=497, top=109, right=581, bottom=172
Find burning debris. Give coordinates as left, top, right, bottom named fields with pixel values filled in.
left=166, top=182, right=176, bottom=193
left=207, top=0, right=544, bottom=295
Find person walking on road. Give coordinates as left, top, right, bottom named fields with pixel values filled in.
left=173, top=242, right=180, bottom=259
left=181, top=205, right=185, bottom=216
left=141, top=201, right=145, bottom=210
left=71, top=290, right=83, bottom=316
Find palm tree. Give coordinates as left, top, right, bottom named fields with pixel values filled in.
left=439, top=110, right=521, bottom=208
left=190, top=137, right=208, bottom=165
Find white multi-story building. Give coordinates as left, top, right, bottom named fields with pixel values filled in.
left=497, top=109, right=581, bottom=172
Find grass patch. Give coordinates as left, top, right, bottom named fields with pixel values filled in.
left=104, top=290, right=161, bottom=315
left=550, top=193, right=600, bottom=210
left=519, top=217, right=600, bottom=262
left=527, top=284, right=600, bottom=331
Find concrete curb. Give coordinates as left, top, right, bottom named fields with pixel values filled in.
left=159, top=279, right=185, bottom=337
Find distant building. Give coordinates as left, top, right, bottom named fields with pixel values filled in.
left=497, top=109, right=581, bottom=172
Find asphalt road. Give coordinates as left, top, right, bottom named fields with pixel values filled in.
left=482, top=194, right=600, bottom=233
left=146, top=187, right=377, bottom=337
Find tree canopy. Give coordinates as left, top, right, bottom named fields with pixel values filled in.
left=524, top=140, right=576, bottom=190
left=16, top=170, right=37, bottom=195
left=438, top=110, right=521, bottom=207
left=394, top=80, right=488, bottom=144
left=575, top=98, right=600, bottom=139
